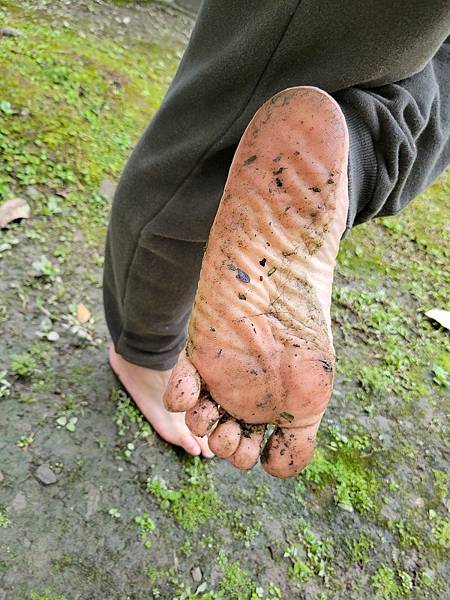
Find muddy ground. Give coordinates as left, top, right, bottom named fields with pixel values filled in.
left=0, top=2, right=449, bottom=599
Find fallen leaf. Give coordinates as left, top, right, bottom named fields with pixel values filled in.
left=425, top=309, right=450, bottom=331
left=0, top=197, right=31, bottom=228
left=76, top=303, right=91, bottom=324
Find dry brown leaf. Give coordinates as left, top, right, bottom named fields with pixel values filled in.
left=76, top=303, right=91, bottom=324
left=425, top=309, right=450, bottom=331
left=0, top=197, right=31, bottom=228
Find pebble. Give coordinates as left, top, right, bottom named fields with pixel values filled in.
left=39, top=316, right=53, bottom=332
left=85, top=484, right=101, bottom=519
left=191, top=566, right=202, bottom=583
left=46, top=331, right=59, bottom=342
left=0, top=27, right=24, bottom=37
left=35, top=464, right=57, bottom=486
left=11, top=492, right=27, bottom=511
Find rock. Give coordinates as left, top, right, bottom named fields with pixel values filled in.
left=46, top=331, right=59, bottom=342
left=0, top=27, right=24, bottom=37
left=99, top=178, right=117, bottom=203
left=39, top=316, right=53, bottom=332
left=11, top=492, right=27, bottom=511
left=191, top=566, right=202, bottom=583
left=85, top=483, right=101, bottom=519
left=35, top=464, right=57, bottom=486
left=0, top=470, right=4, bottom=483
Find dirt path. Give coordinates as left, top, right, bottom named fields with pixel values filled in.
left=0, top=2, right=449, bottom=599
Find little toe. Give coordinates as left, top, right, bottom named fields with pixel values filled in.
left=185, top=394, right=220, bottom=437
left=163, top=354, right=201, bottom=412
left=179, top=434, right=202, bottom=457
left=208, top=417, right=241, bottom=458
left=227, top=425, right=265, bottom=470
left=196, top=435, right=215, bottom=458
left=261, top=422, right=320, bottom=478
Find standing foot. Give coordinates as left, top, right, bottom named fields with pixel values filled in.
left=109, top=345, right=214, bottom=458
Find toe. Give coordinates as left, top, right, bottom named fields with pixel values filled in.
left=208, top=417, right=241, bottom=458
left=179, top=434, right=202, bottom=456
left=227, top=425, right=265, bottom=470
left=185, top=394, right=220, bottom=437
left=196, top=435, right=215, bottom=458
left=163, top=354, right=201, bottom=412
left=261, top=422, right=320, bottom=478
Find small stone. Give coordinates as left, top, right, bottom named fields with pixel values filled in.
left=85, top=484, right=101, bottom=519
left=39, top=316, right=52, bottom=332
left=123, top=16, right=131, bottom=24
left=236, top=268, right=250, bottom=283
left=0, top=27, right=24, bottom=37
left=26, top=186, right=40, bottom=199
left=191, top=566, right=202, bottom=583
left=99, top=178, right=117, bottom=203
left=35, top=464, right=57, bottom=486
left=11, top=492, right=27, bottom=511
left=46, top=331, right=59, bottom=342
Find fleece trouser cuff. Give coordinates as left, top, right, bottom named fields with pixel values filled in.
left=340, top=103, right=378, bottom=233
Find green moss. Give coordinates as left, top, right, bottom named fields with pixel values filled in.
left=299, top=442, right=378, bottom=514
left=429, top=510, right=450, bottom=549
left=133, top=513, right=156, bottom=549
left=224, top=508, right=263, bottom=544
left=371, top=564, right=412, bottom=599
left=433, top=469, right=450, bottom=508
left=344, top=533, right=375, bottom=566
left=10, top=352, right=38, bottom=378
left=30, top=591, right=68, bottom=600
left=112, top=387, right=152, bottom=440
left=147, top=457, right=220, bottom=531
left=217, top=552, right=261, bottom=600
left=0, top=4, right=177, bottom=239
left=388, top=519, right=421, bottom=549
left=284, top=522, right=334, bottom=584
left=0, top=509, right=10, bottom=528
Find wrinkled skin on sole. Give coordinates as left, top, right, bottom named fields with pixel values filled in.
left=164, top=87, right=349, bottom=478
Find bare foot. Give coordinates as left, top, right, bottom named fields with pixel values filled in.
left=109, top=345, right=214, bottom=458
left=163, top=87, right=349, bottom=477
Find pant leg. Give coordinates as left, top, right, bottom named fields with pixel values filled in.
left=104, top=0, right=450, bottom=369
left=104, top=232, right=205, bottom=369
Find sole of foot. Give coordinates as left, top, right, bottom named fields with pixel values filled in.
left=164, top=86, right=349, bottom=477
left=108, top=345, right=214, bottom=458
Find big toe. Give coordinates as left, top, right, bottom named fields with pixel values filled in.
left=163, top=354, right=201, bottom=412
left=261, top=422, right=320, bottom=478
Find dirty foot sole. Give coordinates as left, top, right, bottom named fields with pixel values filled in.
left=164, top=87, right=349, bottom=477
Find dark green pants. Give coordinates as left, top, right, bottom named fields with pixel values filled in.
left=104, top=1, right=450, bottom=370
